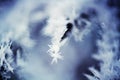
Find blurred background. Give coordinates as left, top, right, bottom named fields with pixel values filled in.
left=0, top=0, right=120, bottom=80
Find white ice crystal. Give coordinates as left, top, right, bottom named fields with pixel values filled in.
left=85, top=23, right=120, bottom=80
left=48, top=44, right=64, bottom=64
left=50, top=52, right=63, bottom=64
left=0, top=39, right=13, bottom=72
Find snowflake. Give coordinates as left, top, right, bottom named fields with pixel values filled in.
left=50, top=52, right=63, bottom=64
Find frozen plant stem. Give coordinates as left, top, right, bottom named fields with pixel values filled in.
left=48, top=25, right=67, bottom=64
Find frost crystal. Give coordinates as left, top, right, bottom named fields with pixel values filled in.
left=0, top=39, right=13, bottom=72
left=50, top=51, right=63, bottom=64
left=85, top=23, right=120, bottom=80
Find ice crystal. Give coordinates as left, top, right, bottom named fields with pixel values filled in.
left=0, top=39, right=13, bottom=72
left=85, top=23, right=120, bottom=80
